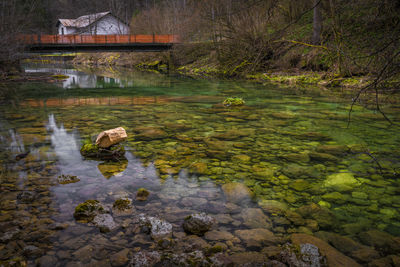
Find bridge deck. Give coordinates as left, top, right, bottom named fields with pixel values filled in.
left=21, top=34, right=179, bottom=52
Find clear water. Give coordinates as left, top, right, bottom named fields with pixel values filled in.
left=0, top=63, right=399, bottom=265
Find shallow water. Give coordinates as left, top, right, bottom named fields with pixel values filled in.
left=1, top=64, right=400, bottom=266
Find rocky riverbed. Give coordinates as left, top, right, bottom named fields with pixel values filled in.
left=1, top=67, right=400, bottom=266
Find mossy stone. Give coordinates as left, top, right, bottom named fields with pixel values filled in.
left=74, top=200, right=105, bottom=223
left=136, top=188, right=150, bottom=201
left=113, top=198, right=132, bottom=210
left=80, top=143, right=125, bottom=160
left=222, top=97, right=245, bottom=106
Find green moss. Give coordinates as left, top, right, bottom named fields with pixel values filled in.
left=223, top=97, right=245, bottom=106
left=51, top=74, right=69, bottom=80
left=208, top=245, right=224, bottom=254
left=74, top=200, right=104, bottom=222
left=80, top=143, right=125, bottom=160
left=136, top=187, right=150, bottom=201
left=80, top=143, right=99, bottom=156
left=113, top=198, right=131, bottom=210
left=57, top=174, right=80, bottom=184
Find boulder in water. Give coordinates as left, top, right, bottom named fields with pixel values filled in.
left=183, top=213, right=215, bottom=236
left=95, top=127, right=127, bottom=148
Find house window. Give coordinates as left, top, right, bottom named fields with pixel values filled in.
left=61, top=27, right=64, bottom=35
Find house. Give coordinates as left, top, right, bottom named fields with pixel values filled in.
left=56, top=11, right=130, bottom=35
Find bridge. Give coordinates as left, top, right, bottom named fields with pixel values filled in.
left=21, top=34, right=180, bottom=53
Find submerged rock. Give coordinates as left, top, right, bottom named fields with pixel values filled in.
left=96, top=127, right=127, bottom=148
left=323, top=172, right=361, bottom=192
left=139, top=215, right=173, bottom=240
left=136, top=188, right=150, bottom=201
left=57, top=174, right=80, bottom=184
left=183, top=213, right=216, bottom=236
left=73, top=200, right=106, bottom=223
left=279, top=243, right=325, bottom=267
left=80, top=143, right=125, bottom=160
left=221, top=182, right=253, bottom=204
left=129, top=251, right=161, bottom=267
left=92, top=214, right=118, bottom=233
left=297, top=203, right=337, bottom=229
left=112, top=198, right=134, bottom=216
left=135, top=127, right=168, bottom=141
left=290, top=233, right=361, bottom=267
left=235, top=228, right=281, bottom=248
left=238, top=208, right=272, bottom=229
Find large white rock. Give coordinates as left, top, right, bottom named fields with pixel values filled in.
left=95, top=127, right=127, bottom=148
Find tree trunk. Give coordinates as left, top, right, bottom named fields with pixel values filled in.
left=312, top=0, right=322, bottom=44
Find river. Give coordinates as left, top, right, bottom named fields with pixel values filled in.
left=0, top=63, right=399, bottom=266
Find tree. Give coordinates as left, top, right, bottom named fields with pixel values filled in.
left=312, top=0, right=322, bottom=44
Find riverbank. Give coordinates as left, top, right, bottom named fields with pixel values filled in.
left=65, top=43, right=372, bottom=91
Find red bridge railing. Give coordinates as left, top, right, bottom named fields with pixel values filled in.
left=20, top=34, right=180, bottom=45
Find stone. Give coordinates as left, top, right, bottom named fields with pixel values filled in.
left=282, top=153, right=310, bottom=163
left=96, top=127, right=127, bottom=148
left=282, top=164, right=319, bottom=179
left=221, top=182, right=253, bottom=204
left=181, top=235, right=211, bottom=251
left=350, top=247, right=380, bottom=263
left=213, top=129, right=254, bottom=140
left=139, top=215, right=172, bottom=240
left=183, top=213, right=216, bottom=236
left=322, top=192, right=348, bottom=204
left=238, top=208, right=272, bottom=229
left=229, top=252, right=267, bottom=266
left=289, top=179, right=310, bottom=191
left=57, top=174, right=80, bottom=184
left=315, top=231, right=363, bottom=254
left=113, top=198, right=133, bottom=211
left=135, top=127, right=168, bottom=141
left=74, top=200, right=106, bottom=223
left=72, top=244, right=94, bottom=263
left=189, top=162, right=208, bottom=174
left=235, top=228, right=281, bottom=248
left=300, top=243, right=325, bottom=267
left=279, top=243, right=325, bottom=267
left=232, top=154, right=251, bottom=163
left=17, top=191, right=36, bottom=203
left=358, top=230, right=400, bottom=253
left=129, top=251, right=161, bottom=267
left=38, top=255, right=58, bottom=267
left=316, top=145, right=349, bottom=156
left=159, top=251, right=209, bottom=266
left=323, top=172, right=361, bottom=192
left=181, top=197, right=207, bottom=207
left=93, top=214, right=118, bottom=233
left=23, top=245, right=44, bottom=258
left=297, top=203, right=336, bottom=229
left=136, top=188, right=150, bottom=201
left=80, top=143, right=125, bottom=160
left=204, top=230, right=234, bottom=241
left=258, top=199, right=289, bottom=216
left=309, top=152, right=339, bottom=162
left=110, top=248, right=130, bottom=267
left=291, top=234, right=361, bottom=267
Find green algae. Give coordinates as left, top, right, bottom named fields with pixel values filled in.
left=222, top=97, right=245, bottom=106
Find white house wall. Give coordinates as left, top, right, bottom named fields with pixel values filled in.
left=58, top=26, right=77, bottom=35
left=81, top=15, right=130, bottom=35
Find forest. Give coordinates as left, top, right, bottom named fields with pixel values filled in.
left=1, top=0, right=399, bottom=97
